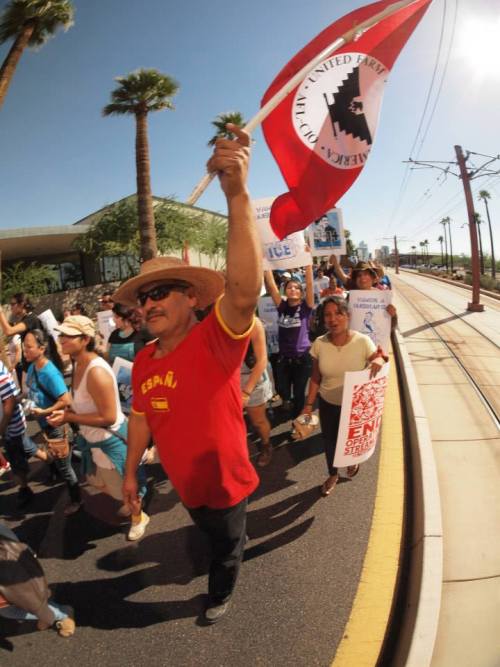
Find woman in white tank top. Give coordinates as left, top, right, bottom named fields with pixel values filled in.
left=47, top=316, right=149, bottom=542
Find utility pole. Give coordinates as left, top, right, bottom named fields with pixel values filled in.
left=455, top=146, right=483, bottom=311
left=406, top=146, right=499, bottom=312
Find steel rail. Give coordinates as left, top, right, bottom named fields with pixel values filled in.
left=395, top=279, right=500, bottom=429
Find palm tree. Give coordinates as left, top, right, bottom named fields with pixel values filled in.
left=474, top=212, right=485, bottom=275
left=440, top=218, right=449, bottom=271
left=419, top=241, right=425, bottom=264
left=0, top=0, right=74, bottom=108
left=438, top=235, right=444, bottom=266
left=103, top=69, right=179, bottom=261
left=207, top=111, right=246, bottom=146
left=411, top=245, right=417, bottom=268
left=424, top=239, right=430, bottom=263
left=478, top=190, right=496, bottom=279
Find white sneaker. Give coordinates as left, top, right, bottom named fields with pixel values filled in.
left=127, top=512, right=150, bottom=541
left=0, top=462, right=11, bottom=478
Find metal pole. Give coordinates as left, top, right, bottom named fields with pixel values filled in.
left=454, top=145, right=483, bottom=312
left=394, top=235, right=400, bottom=274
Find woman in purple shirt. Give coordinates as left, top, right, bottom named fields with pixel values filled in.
left=264, top=262, right=314, bottom=418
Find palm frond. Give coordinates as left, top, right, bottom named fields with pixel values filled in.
left=102, top=68, right=179, bottom=116
left=0, top=0, right=74, bottom=47
left=207, top=111, right=246, bottom=146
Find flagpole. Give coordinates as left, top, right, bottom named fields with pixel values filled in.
left=186, top=0, right=425, bottom=205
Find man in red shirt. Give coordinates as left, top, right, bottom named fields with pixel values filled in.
left=114, top=124, right=262, bottom=624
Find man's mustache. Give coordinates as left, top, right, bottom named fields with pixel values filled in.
left=146, top=309, right=166, bottom=321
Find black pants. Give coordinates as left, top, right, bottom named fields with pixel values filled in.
left=276, top=353, right=312, bottom=418
left=318, top=397, right=342, bottom=476
left=188, top=497, right=247, bottom=604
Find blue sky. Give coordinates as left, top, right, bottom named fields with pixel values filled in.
left=1, top=0, right=499, bottom=259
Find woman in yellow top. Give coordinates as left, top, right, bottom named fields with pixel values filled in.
left=301, top=296, right=386, bottom=497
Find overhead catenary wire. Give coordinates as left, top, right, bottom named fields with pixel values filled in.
left=413, top=0, right=459, bottom=159
left=383, top=0, right=450, bottom=235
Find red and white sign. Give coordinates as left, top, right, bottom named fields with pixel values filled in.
left=334, top=363, right=390, bottom=468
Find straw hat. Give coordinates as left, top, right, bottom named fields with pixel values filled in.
left=54, top=315, right=96, bottom=337
left=112, top=256, right=225, bottom=309
left=351, top=261, right=377, bottom=278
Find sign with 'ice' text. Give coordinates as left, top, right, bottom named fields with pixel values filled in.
left=253, top=197, right=312, bottom=271
left=333, top=364, right=389, bottom=468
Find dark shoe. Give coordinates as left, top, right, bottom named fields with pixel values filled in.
left=17, top=486, right=35, bottom=508
left=205, top=599, right=230, bottom=624
left=63, top=500, right=83, bottom=516
left=347, top=464, right=360, bottom=478
left=257, top=445, right=272, bottom=467
left=320, top=475, right=339, bottom=497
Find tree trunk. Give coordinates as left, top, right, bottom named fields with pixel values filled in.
left=135, top=111, right=157, bottom=261
left=0, top=23, right=35, bottom=109
left=477, top=223, right=484, bottom=275
left=484, top=199, right=496, bottom=280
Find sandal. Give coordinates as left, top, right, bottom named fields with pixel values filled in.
left=257, top=445, right=272, bottom=467
left=320, top=475, right=338, bottom=497
left=347, top=464, right=360, bottom=478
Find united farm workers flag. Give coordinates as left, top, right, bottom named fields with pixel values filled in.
left=261, top=0, right=432, bottom=239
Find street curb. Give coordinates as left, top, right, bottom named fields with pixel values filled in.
left=390, top=329, right=443, bottom=667
left=332, top=353, right=405, bottom=667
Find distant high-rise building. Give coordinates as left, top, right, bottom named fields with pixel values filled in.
left=381, top=245, right=390, bottom=261
left=357, top=241, right=369, bottom=261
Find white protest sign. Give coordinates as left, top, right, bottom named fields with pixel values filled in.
left=253, top=197, right=312, bottom=270
left=306, top=208, right=346, bottom=257
left=334, top=363, right=390, bottom=468
left=38, top=309, right=60, bottom=340
left=258, top=295, right=279, bottom=354
left=97, top=311, right=116, bottom=346
left=348, top=290, right=392, bottom=352
left=112, top=356, right=133, bottom=414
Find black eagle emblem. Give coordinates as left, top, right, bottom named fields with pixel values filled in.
left=323, top=67, right=372, bottom=145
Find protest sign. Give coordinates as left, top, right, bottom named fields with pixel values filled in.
left=306, top=208, right=346, bottom=257
left=333, top=363, right=390, bottom=468
left=254, top=197, right=312, bottom=271
left=97, top=311, right=116, bottom=346
left=38, top=309, right=60, bottom=340
left=349, top=290, right=392, bottom=351
left=258, top=295, right=279, bottom=354
left=112, top=357, right=133, bottom=414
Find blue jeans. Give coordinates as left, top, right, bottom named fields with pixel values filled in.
left=22, top=426, right=80, bottom=502
left=0, top=601, right=68, bottom=623
left=3, top=433, right=33, bottom=475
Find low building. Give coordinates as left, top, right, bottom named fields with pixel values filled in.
left=1, top=194, right=227, bottom=291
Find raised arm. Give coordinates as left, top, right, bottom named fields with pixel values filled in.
left=264, top=270, right=282, bottom=308
left=0, top=308, right=27, bottom=337
left=304, top=264, right=315, bottom=308
left=207, top=124, right=262, bottom=335
left=329, top=255, right=350, bottom=286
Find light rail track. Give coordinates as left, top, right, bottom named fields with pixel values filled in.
left=393, top=277, right=500, bottom=428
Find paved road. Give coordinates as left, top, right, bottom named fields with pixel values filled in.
left=0, top=408, right=380, bottom=667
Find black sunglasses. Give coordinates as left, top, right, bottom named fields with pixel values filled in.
left=137, top=283, right=190, bottom=307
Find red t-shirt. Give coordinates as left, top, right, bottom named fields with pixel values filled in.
left=131, top=300, right=259, bottom=509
